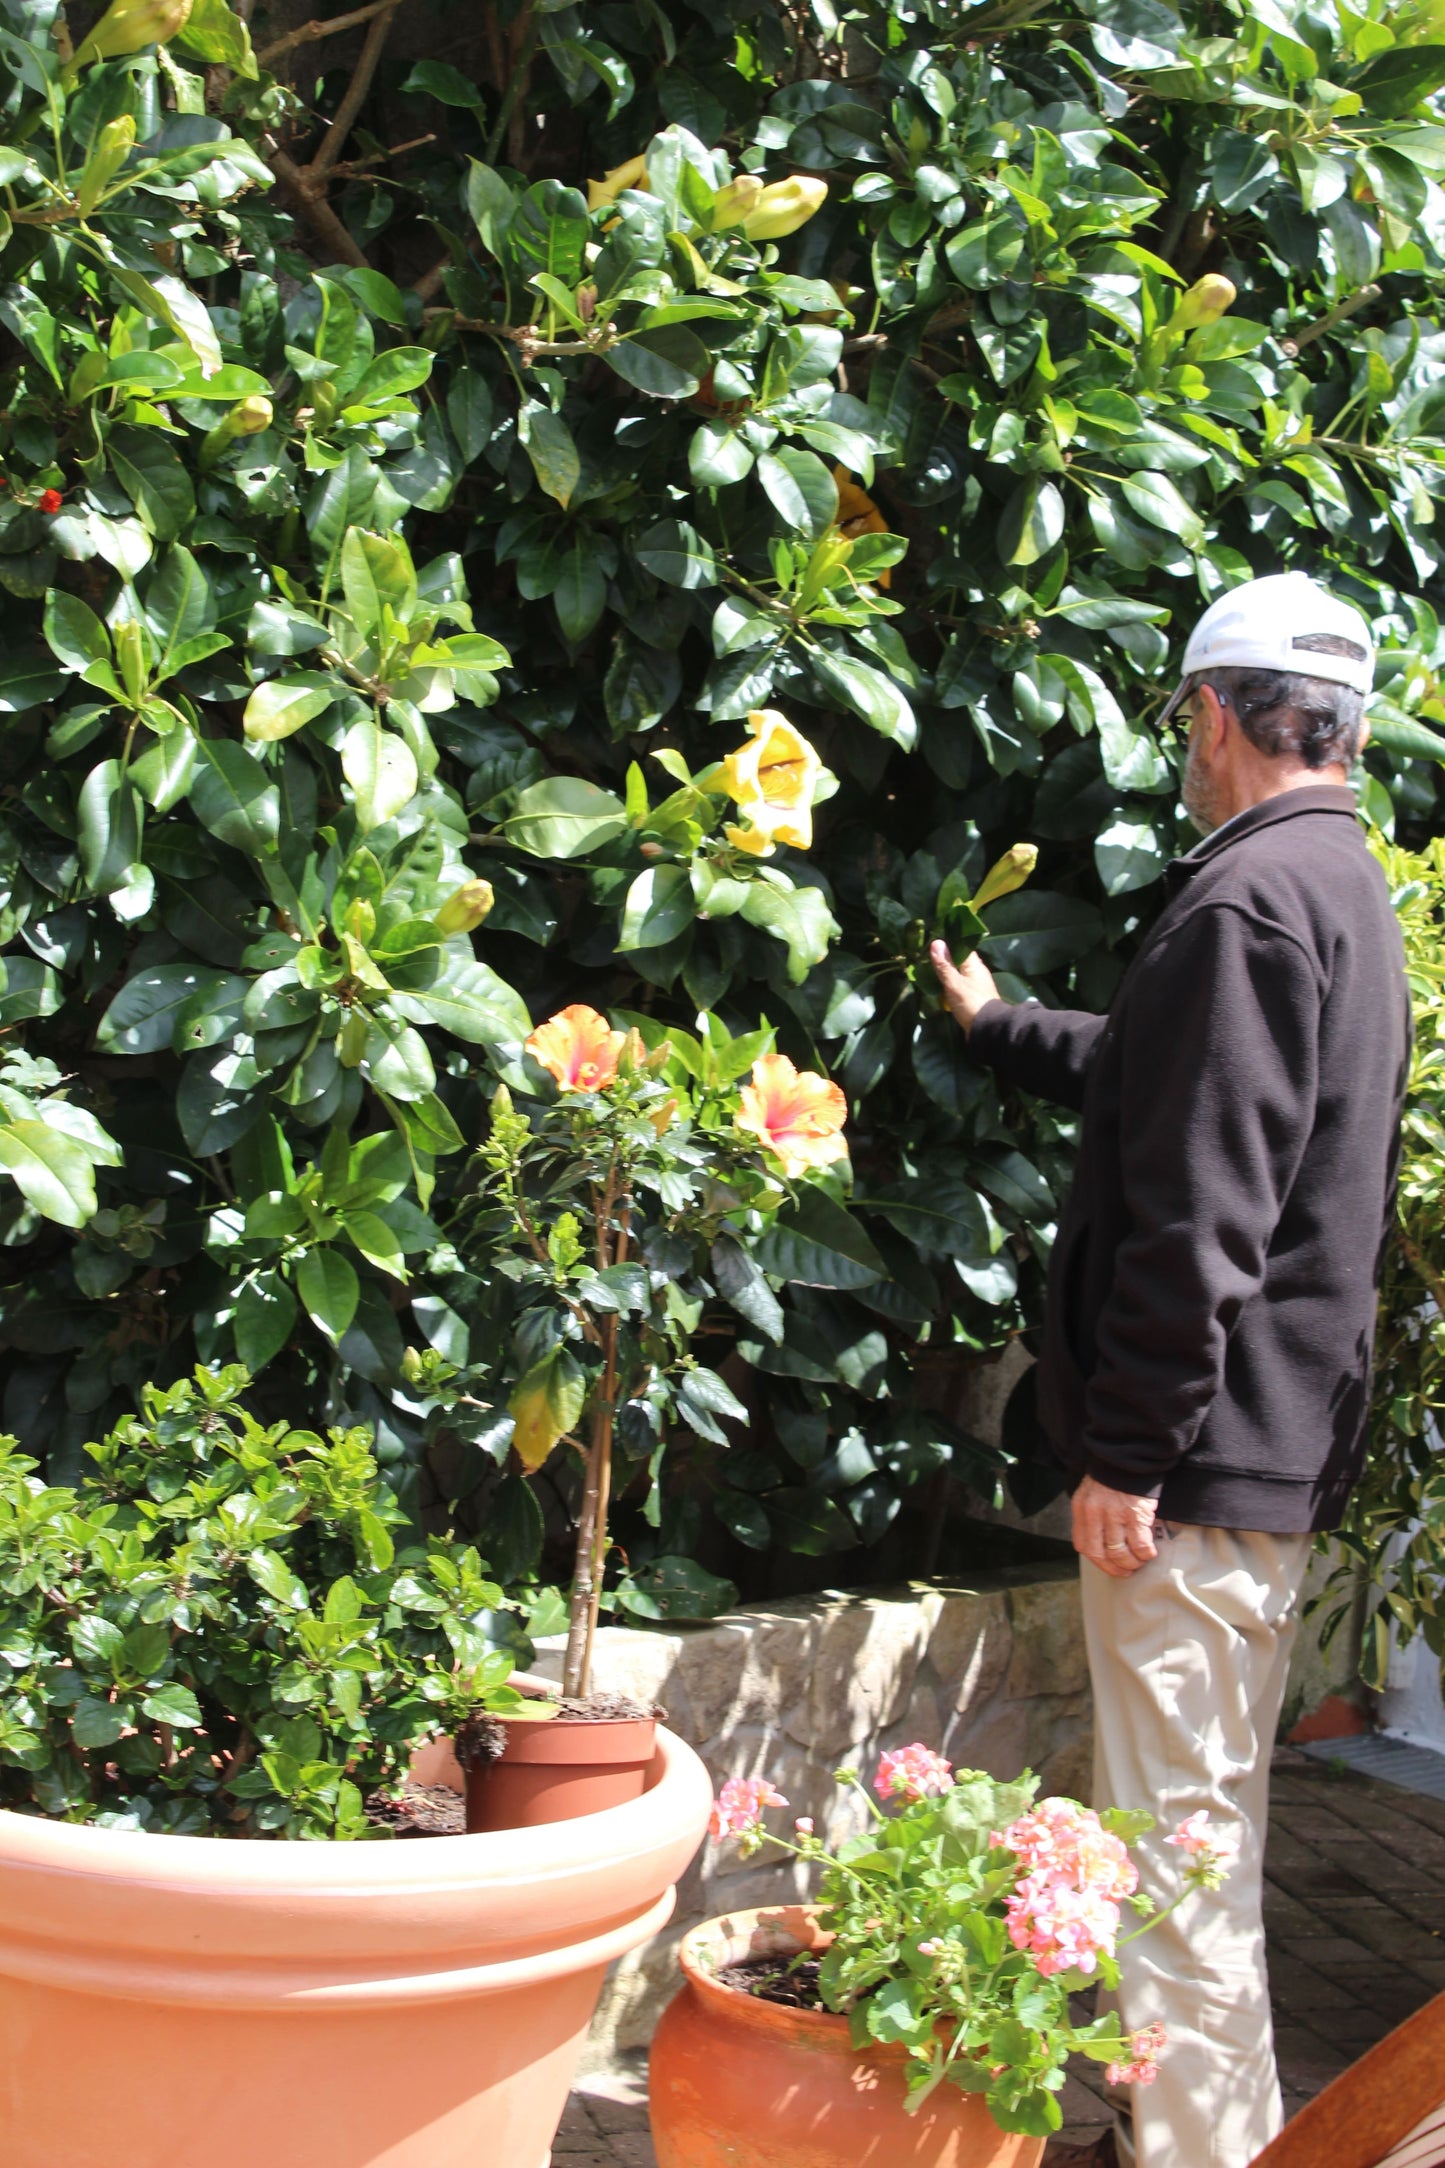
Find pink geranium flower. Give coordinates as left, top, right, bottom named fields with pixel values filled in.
left=1107, top=2021, right=1167, bottom=2087
left=992, top=1798, right=1138, bottom=1978
left=1164, top=1808, right=1236, bottom=1885
left=875, top=1744, right=954, bottom=1804
left=709, top=1776, right=788, bottom=1840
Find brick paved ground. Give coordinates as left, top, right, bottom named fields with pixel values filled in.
left=559, top=1746, right=1445, bottom=2165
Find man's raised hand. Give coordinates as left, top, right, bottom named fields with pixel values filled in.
left=929, top=940, right=1001, bottom=1037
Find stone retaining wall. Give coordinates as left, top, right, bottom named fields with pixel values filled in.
left=530, top=1562, right=1092, bottom=2061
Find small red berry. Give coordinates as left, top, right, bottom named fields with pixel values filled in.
left=38, top=488, right=63, bottom=513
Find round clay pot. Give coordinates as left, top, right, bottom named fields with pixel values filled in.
left=465, top=1707, right=658, bottom=1832
left=649, top=1906, right=1047, bottom=2168
left=0, top=1725, right=710, bottom=2168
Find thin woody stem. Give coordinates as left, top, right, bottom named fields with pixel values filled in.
left=563, top=1169, right=630, bottom=1699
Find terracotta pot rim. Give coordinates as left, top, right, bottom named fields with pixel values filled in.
left=677, top=1904, right=858, bottom=2045
left=0, top=1728, right=713, bottom=2015
left=0, top=1724, right=694, bottom=1890
left=495, top=1712, right=657, bottom=1766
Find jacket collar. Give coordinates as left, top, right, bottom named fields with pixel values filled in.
left=1165, top=784, right=1358, bottom=893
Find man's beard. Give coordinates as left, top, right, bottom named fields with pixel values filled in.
left=1181, top=735, right=1227, bottom=836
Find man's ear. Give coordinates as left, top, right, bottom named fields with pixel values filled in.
left=1358, top=714, right=1372, bottom=754
left=1195, top=681, right=1230, bottom=754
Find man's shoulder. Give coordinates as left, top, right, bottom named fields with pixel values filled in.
left=1157, top=812, right=1404, bottom=1005
left=1193, top=807, right=1389, bottom=926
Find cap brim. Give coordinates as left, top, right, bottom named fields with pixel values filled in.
left=1157, top=681, right=1190, bottom=727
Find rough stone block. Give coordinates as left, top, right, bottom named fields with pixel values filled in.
left=1006, top=1574, right=1088, bottom=1698
left=947, top=1697, right=1031, bottom=1780
left=789, top=1594, right=932, bottom=1757
left=926, top=1588, right=1012, bottom=1713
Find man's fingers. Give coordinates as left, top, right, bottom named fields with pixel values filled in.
left=1126, top=1514, right=1158, bottom=1562
left=1073, top=1493, right=1131, bottom=1577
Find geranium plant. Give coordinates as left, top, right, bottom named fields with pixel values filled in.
left=709, top=1747, right=1232, bottom=2138
left=410, top=885, right=855, bottom=1695
left=0, top=1363, right=525, bottom=1837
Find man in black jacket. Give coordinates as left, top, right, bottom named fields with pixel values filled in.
left=930, top=573, right=1410, bottom=2168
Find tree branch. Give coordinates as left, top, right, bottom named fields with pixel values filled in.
left=268, top=143, right=371, bottom=266
left=1284, top=284, right=1382, bottom=356
left=311, top=0, right=404, bottom=179
left=257, top=0, right=403, bottom=69
left=413, top=254, right=452, bottom=303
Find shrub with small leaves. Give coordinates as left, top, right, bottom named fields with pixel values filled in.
left=0, top=1363, right=524, bottom=1837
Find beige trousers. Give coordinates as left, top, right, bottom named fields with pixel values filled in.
left=1080, top=1522, right=1313, bottom=2168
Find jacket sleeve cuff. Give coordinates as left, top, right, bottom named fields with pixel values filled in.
left=1082, top=1453, right=1165, bottom=1500
left=968, top=998, right=1013, bottom=1065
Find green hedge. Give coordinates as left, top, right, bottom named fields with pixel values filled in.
left=2, top=0, right=1444, bottom=1611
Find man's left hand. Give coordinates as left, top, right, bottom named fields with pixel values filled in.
left=1072, top=1474, right=1159, bottom=1577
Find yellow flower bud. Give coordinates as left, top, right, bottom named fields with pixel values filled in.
left=114, top=618, right=148, bottom=704
left=226, top=395, right=274, bottom=437
left=1168, top=274, right=1237, bottom=335
left=75, top=115, right=137, bottom=215
left=710, top=175, right=764, bottom=231
left=971, top=842, right=1038, bottom=911
left=587, top=155, right=649, bottom=211
left=200, top=396, right=273, bottom=469
left=435, top=878, right=495, bottom=934
left=64, top=0, right=193, bottom=79
left=739, top=176, right=828, bottom=242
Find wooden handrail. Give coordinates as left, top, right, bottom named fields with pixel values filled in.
left=1251, top=1992, right=1445, bottom=2168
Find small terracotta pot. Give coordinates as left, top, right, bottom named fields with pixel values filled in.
left=649, top=1906, right=1047, bottom=2168
left=465, top=1706, right=658, bottom=1831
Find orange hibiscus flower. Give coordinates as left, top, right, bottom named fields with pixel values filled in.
left=736, top=1053, right=848, bottom=1177
left=526, top=1005, right=626, bottom=1092
left=833, top=467, right=891, bottom=587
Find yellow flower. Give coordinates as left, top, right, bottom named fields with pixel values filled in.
left=719, top=709, right=823, bottom=857
left=740, top=176, right=828, bottom=240
left=525, top=1005, right=626, bottom=1091
left=64, top=0, right=192, bottom=77
left=587, top=155, right=649, bottom=211
left=736, top=1054, right=848, bottom=1178
left=710, top=175, right=765, bottom=231
left=972, top=843, right=1038, bottom=910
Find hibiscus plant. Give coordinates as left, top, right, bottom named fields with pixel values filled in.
left=710, top=1749, right=1232, bottom=2138
left=408, top=904, right=854, bottom=1698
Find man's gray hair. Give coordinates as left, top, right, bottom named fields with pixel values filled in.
left=1191, top=632, right=1368, bottom=770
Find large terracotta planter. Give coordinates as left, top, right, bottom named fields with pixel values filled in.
left=649, top=1906, right=1046, bottom=2168
left=0, top=1725, right=710, bottom=2168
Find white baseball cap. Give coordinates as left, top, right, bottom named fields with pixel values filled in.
left=1159, top=572, right=1375, bottom=724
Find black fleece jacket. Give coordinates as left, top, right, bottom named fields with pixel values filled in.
left=970, top=786, right=1410, bottom=1533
